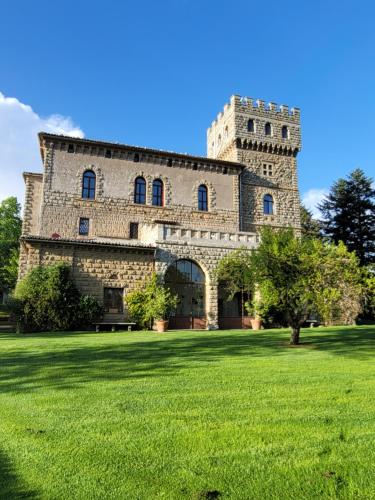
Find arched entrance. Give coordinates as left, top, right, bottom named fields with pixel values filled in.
left=165, top=259, right=206, bottom=329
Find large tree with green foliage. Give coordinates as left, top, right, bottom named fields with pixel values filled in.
left=0, top=197, right=22, bottom=291
left=300, top=204, right=321, bottom=239
left=216, top=228, right=363, bottom=345
left=318, top=169, right=375, bottom=265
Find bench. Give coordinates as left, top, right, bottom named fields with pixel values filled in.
left=94, top=322, right=136, bottom=332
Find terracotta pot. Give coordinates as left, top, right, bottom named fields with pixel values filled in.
left=155, top=319, right=169, bottom=332
left=250, top=317, right=262, bottom=330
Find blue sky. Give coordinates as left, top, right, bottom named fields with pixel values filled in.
left=1, top=0, right=374, bottom=214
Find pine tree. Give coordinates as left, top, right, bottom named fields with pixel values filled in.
left=300, top=205, right=321, bottom=239
left=319, top=169, right=375, bottom=265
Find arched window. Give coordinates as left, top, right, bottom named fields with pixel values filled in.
left=165, top=259, right=206, bottom=328
left=282, top=125, right=289, bottom=139
left=198, top=185, right=208, bottom=211
left=152, top=179, right=163, bottom=206
left=263, top=194, right=274, bottom=215
left=265, top=122, right=272, bottom=136
left=134, top=177, right=146, bottom=204
left=247, top=119, right=255, bottom=132
left=82, top=170, right=96, bottom=199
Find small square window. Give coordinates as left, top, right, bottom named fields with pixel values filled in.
left=129, top=222, right=139, bottom=239
left=79, top=217, right=89, bottom=235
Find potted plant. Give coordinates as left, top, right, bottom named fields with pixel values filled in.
left=245, top=299, right=263, bottom=330
left=152, top=286, right=178, bottom=332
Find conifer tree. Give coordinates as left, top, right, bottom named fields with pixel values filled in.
left=319, top=169, right=375, bottom=265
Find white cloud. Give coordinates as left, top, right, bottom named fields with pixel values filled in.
left=0, top=91, right=84, bottom=205
left=302, top=188, right=328, bottom=218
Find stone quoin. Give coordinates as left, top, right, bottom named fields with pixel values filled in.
left=19, top=95, right=301, bottom=329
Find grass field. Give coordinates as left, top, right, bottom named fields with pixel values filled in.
left=1, top=326, right=375, bottom=499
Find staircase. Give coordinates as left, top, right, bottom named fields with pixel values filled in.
left=0, top=313, right=14, bottom=333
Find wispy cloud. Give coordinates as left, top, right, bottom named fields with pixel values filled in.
left=302, top=188, right=328, bottom=218
left=0, top=91, right=84, bottom=204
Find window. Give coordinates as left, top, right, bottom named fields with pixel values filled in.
left=218, top=134, right=222, bottom=145
left=263, top=194, right=274, bottom=215
left=68, top=144, right=74, bottom=153
left=105, top=149, right=112, bottom=158
left=282, top=125, right=289, bottom=139
left=224, top=126, right=228, bottom=138
left=198, top=185, right=208, bottom=211
left=134, top=177, right=146, bottom=204
left=152, top=179, right=163, bottom=206
left=265, top=122, right=272, bottom=136
left=263, top=163, right=273, bottom=176
left=247, top=119, right=255, bottom=132
left=82, top=170, right=96, bottom=199
left=134, top=153, right=140, bottom=162
left=104, top=288, right=124, bottom=313
left=129, top=222, right=139, bottom=239
left=79, top=217, right=89, bottom=235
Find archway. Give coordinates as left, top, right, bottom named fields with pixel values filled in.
left=165, top=259, right=206, bottom=329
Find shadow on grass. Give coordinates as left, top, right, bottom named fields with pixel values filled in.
left=0, top=326, right=374, bottom=394
left=0, top=450, right=37, bottom=499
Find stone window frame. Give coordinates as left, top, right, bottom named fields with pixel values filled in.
left=75, top=164, right=104, bottom=201
left=192, top=180, right=216, bottom=211
left=281, top=125, right=290, bottom=140
left=263, top=192, right=275, bottom=216
left=77, top=216, right=91, bottom=236
left=247, top=118, right=255, bottom=133
left=264, top=122, right=273, bottom=137
left=128, top=171, right=171, bottom=206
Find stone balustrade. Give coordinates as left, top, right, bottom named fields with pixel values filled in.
left=155, top=224, right=258, bottom=249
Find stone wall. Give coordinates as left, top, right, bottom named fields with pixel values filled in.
left=19, top=240, right=155, bottom=303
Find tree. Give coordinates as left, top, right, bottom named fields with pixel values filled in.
left=215, top=248, right=254, bottom=311
left=125, top=273, right=177, bottom=329
left=319, top=169, right=375, bottom=265
left=12, top=262, right=102, bottom=332
left=0, top=197, right=22, bottom=291
left=300, top=205, right=321, bottom=239
left=248, top=227, right=362, bottom=345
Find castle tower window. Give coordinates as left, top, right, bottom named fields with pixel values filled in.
left=152, top=179, right=164, bottom=207
left=265, top=122, right=272, bottom=136
left=79, top=217, right=89, bottom=235
left=68, top=144, right=74, bottom=153
left=134, top=176, right=146, bottom=204
left=129, top=222, right=139, bottom=239
left=218, top=134, right=222, bottom=145
left=82, top=170, right=96, bottom=199
left=134, top=153, right=140, bottom=162
left=105, top=149, right=112, bottom=158
left=263, top=194, right=274, bottom=215
left=198, top=185, right=208, bottom=211
left=224, top=126, right=228, bottom=138
left=282, top=125, right=289, bottom=139
left=247, top=119, right=255, bottom=133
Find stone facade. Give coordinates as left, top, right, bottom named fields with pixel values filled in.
left=19, top=95, right=301, bottom=329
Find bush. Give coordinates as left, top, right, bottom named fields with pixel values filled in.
left=11, top=263, right=102, bottom=332
left=125, top=273, right=177, bottom=329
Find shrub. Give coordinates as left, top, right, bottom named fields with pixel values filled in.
left=125, top=273, right=177, bottom=329
left=11, top=263, right=101, bottom=332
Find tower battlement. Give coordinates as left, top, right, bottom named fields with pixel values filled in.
left=208, top=95, right=300, bottom=130
left=207, top=95, right=301, bottom=160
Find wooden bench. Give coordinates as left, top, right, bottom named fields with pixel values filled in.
left=94, top=322, right=136, bottom=332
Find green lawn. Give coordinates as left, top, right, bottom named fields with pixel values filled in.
left=1, top=326, right=375, bottom=499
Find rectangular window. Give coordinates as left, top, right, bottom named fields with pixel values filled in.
left=263, top=163, right=273, bottom=176
left=104, top=288, right=124, bottom=313
left=79, top=217, right=89, bottom=235
left=129, top=222, right=139, bottom=239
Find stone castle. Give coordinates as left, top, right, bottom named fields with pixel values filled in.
left=19, top=95, right=301, bottom=329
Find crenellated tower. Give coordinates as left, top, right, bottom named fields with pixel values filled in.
left=207, top=95, right=302, bottom=233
